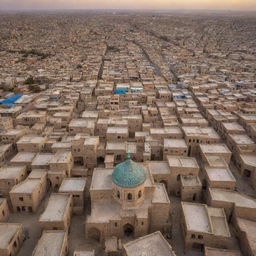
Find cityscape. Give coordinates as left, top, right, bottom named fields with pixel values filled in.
left=0, top=4, right=256, bottom=256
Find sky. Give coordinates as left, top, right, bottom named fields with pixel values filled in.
left=0, top=0, right=256, bottom=11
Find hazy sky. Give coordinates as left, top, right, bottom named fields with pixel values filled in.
left=0, top=0, right=256, bottom=10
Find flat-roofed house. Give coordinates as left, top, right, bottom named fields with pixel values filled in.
left=59, top=178, right=86, bottom=214
left=180, top=175, right=202, bottom=202
left=31, top=153, right=54, bottom=170
left=199, top=144, right=232, bottom=166
left=69, top=119, right=95, bottom=136
left=166, top=155, right=200, bottom=193
left=16, top=135, right=46, bottom=153
left=53, top=112, right=72, bottom=128
left=0, top=129, right=26, bottom=145
left=10, top=170, right=47, bottom=213
left=15, top=111, right=47, bottom=127
left=123, top=231, right=176, bottom=256
left=203, top=167, right=236, bottom=190
left=163, top=139, right=188, bottom=160
left=39, top=193, right=72, bottom=231
left=207, top=188, right=256, bottom=221
left=48, top=151, right=73, bottom=190
left=106, top=127, right=129, bottom=142
left=182, top=126, right=221, bottom=157
left=84, top=137, right=100, bottom=170
left=0, top=166, right=26, bottom=196
left=0, top=223, right=23, bottom=256
left=148, top=161, right=171, bottom=194
left=232, top=216, right=256, bottom=256
left=10, top=152, right=36, bottom=173
left=149, top=127, right=183, bottom=142
left=227, top=134, right=256, bottom=157
left=0, top=144, right=15, bottom=166
left=181, top=202, right=232, bottom=249
left=237, top=154, right=256, bottom=189
left=32, top=230, right=68, bottom=256
left=220, top=122, right=246, bottom=140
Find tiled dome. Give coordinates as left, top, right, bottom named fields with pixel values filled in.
left=112, top=159, right=146, bottom=188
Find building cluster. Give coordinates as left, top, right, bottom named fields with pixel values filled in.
left=0, top=12, right=256, bottom=256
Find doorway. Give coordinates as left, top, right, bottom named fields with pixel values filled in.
left=123, top=223, right=134, bottom=237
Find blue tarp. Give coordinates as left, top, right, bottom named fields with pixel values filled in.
left=0, top=94, right=23, bottom=107
left=114, top=89, right=127, bottom=95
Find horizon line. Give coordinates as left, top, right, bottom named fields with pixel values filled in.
left=1, top=8, right=256, bottom=12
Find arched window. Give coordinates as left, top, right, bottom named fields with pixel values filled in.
left=127, top=193, right=132, bottom=200
left=117, top=191, right=120, bottom=199
left=138, top=190, right=142, bottom=198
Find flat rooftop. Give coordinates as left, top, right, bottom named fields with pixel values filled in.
left=148, top=161, right=170, bottom=175
left=167, top=155, right=199, bottom=169
left=0, top=129, right=24, bottom=136
left=229, top=134, right=255, bottom=145
left=39, top=194, right=71, bottom=222
left=209, top=188, right=256, bottom=209
left=205, top=155, right=228, bottom=168
left=106, top=142, right=125, bottom=151
left=182, top=126, right=220, bottom=139
left=152, top=184, right=170, bottom=204
left=236, top=217, right=256, bottom=254
left=107, top=126, right=128, bottom=134
left=59, top=178, right=86, bottom=192
left=240, top=154, right=256, bottom=167
left=49, top=151, right=72, bottom=164
left=204, top=247, right=241, bottom=256
left=208, top=207, right=230, bottom=237
left=222, top=122, right=245, bottom=132
left=10, top=179, right=41, bottom=194
left=205, top=167, right=236, bottom=182
left=32, top=231, right=66, bottom=256
left=182, top=202, right=212, bottom=233
left=181, top=175, right=202, bottom=187
left=124, top=231, right=175, bottom=256
left=90, top=168, right=113, bottom=191
left=10, top=152, right=36, bottom=163
left=31, top=153, right=54, bottom=167
left=164, top=138, right=187, bottom=148
left=0, top=166, right=26, bottom=179
left=17, top=135, right=45, bottom=144
left=0, top=223, right=22, bottom=249
left=69, top=119, right=95, bottom=128
left=200, top=144, right=231, bottom=154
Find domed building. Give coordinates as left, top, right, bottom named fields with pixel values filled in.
left=85, top=156, right=171, bottom=243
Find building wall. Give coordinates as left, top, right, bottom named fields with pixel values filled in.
left=0, top=224, right=23, bottom=256
left=0, top=199, right=10, bottom=222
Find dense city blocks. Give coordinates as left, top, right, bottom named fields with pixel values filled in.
left=0, top=10, right=256, bottom=256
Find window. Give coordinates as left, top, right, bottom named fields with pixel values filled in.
left=19, top=197, right=24, bottom=202
left=141, top=222, right=144, bottom=225
left=127, top=193, right=132, bottom=200
left=138, top=191, right=142, bottom=198
left=191, top=234, right=195, bottom=239
left=115, top=222, right=118, bottom=227
left=177, top=175, right=180, bottom=181
left=117, top=191, right=120, bottom=199
left=198, top=235, right=203, bottom=239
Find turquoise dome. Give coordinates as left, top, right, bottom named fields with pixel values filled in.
left=112, top=159, right=146, bottom=188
